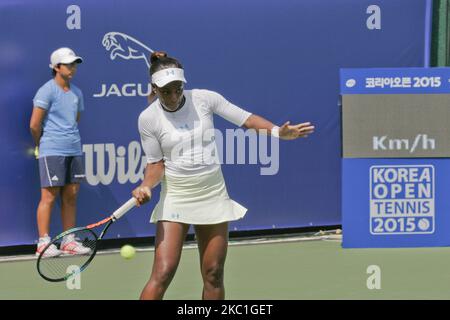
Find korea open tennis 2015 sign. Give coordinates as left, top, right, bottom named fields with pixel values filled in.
left=341, top=68, right=450, bottom=248
left=369, top=165, right=434, bottom=235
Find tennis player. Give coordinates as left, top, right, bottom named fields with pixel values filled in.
left=133, top=52, right=315, bottom=300
left=30, top=47, right=90, bottom=257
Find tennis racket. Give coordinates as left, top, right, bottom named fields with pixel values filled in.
left=36, top=197, right=137, bottom=282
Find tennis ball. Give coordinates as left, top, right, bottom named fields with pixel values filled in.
left=120, top=245, right=136, bottom=259
left=34, top=146, right=39, bottom=159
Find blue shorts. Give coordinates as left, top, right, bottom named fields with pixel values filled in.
left=38, top=156, right=85, bottom=188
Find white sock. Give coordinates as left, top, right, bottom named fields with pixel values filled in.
left=39, top=235, right=50, bottom=243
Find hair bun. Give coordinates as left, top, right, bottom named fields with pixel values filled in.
left=150, top=51, right=168, bottom=64
left=149, top=52, right=183, bottom=76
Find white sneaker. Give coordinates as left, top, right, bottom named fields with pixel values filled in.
left=61, top=234, right=92, bottom=255
left=36, top=235, right=62, bottom=258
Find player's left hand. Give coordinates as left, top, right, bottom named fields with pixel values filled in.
left=279, top=121, right=315, bottom=140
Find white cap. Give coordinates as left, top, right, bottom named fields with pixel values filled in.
left=151, top=68, right=187, bottom=88
left=49, top=47, right=83, bottom=69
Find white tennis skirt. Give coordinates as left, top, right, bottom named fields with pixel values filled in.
left=150, top=168, right=247, bottom=225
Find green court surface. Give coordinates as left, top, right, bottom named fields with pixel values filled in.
left=1, top=236, right=450, bottom=300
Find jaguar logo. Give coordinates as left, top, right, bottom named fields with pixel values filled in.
left=102, top=32, right=154, bottom=68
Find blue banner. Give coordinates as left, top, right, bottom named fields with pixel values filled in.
left=0, top=0, right=431, bottom=246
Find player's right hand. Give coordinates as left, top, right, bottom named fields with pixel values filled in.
left=132, top=185, right=152, bottom=207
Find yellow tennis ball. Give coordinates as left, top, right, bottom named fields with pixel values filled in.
left=120, top=245, right=136, bottom=259
left=34, top=146, right=39, bottom=159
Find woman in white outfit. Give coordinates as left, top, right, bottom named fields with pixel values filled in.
left=132, top=52, right=315, bottom=300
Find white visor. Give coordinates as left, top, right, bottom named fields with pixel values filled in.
left=151, top=68, right=187, bottom=88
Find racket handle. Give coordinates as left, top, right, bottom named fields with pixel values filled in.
left=111, top=197, right=137, bottom=221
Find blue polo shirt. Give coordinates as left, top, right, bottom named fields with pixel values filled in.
left=33, top=79, right=84, bottom=157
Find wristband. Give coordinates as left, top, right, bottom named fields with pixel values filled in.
left=271, top=126, right=280, bottom=138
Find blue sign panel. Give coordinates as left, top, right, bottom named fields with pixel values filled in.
left=341, top=67, right=450, bottom=248
left=343, top=159, right=450, bottom=248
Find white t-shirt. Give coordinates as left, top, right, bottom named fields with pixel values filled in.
left=138, top=89, right=252, bottom=177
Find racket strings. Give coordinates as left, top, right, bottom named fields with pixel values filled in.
left=37, top=229, right=98, bottom=281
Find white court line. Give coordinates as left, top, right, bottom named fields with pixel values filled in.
left=0, top=231, right=342, bottom=263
